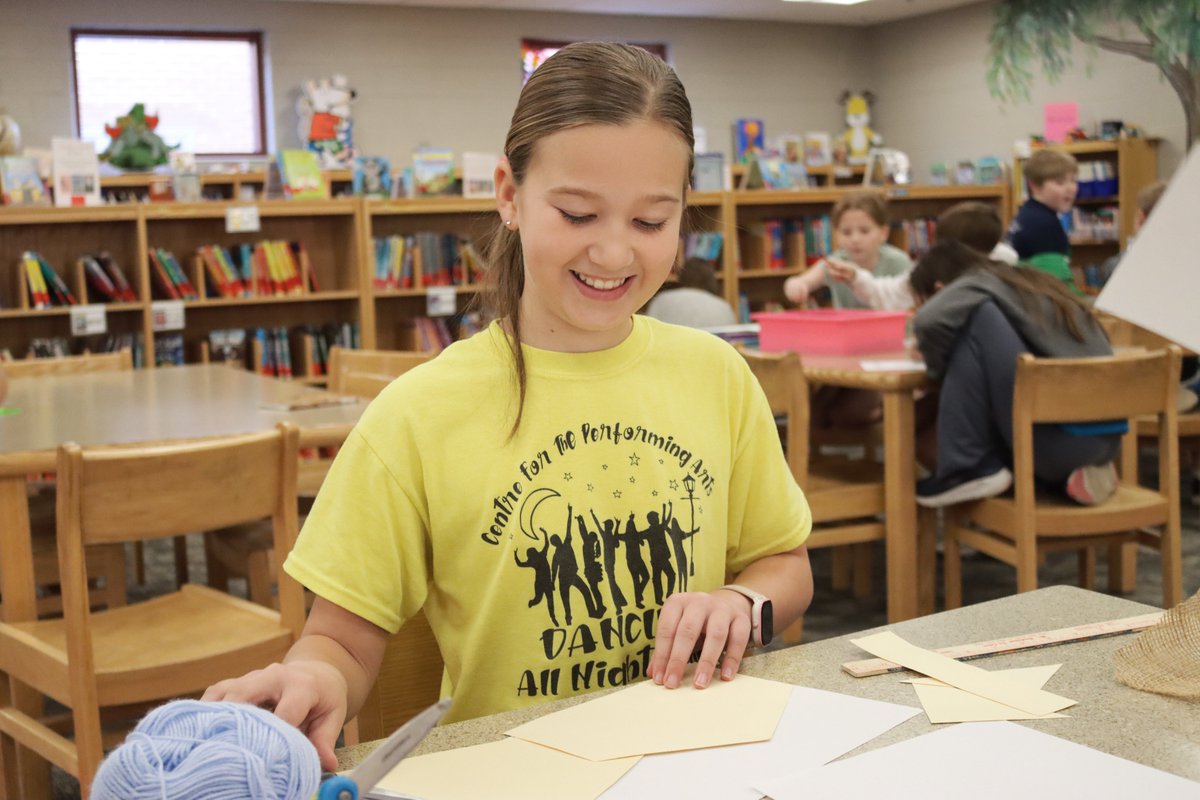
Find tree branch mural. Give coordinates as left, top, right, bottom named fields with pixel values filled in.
left=987, top=0, right=1200, bottom=147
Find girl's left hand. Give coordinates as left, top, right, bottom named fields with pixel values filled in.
left=648, top=589, right=753, bottom=690
left=824, top=256, right=858, bottom=284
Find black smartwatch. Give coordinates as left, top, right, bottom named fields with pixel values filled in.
left=721, top=584, right=773, bottom=647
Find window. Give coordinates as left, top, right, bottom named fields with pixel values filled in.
left=72, top=30, right=266, bottom=157
left=520, top=39, right=670, bottom=83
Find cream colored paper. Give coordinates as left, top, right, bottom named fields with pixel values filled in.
left=851, top=631, right=1076, bottom=716
left=370, top=737, right=638, bottom=800
left=506, top=673, right=792, bottom=761
left=1096, top=145, right=1200, bottom=353
left=909, top=664, right=1068, bottom=723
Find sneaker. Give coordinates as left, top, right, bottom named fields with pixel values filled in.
left=1179, top=385, right=1199, bottom=414
left=916, top=467, right=1013, bottom=508
left=1065, top=462, right=1119, bottom=505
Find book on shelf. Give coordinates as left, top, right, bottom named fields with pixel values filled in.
left=352, top=156, right=393, bottom=199
left=803, top=133, right=832, bottom=168
left=413, top=148, right=456, bottom=197
left=154, top=333, right=185, bottom=366
left=170, top=151, right=202, bottom=202
left=974, top=156, right=1005, bottom=185
left=461, top=152, right=499, bottom=199
left=50, top=137, right=101, bottom=207
left=208, top=329, right=248, bottom=366
left=198, top=245, right=248, bottom=298
left=0, top=156, right=49, bottom=206
left=149, top=248, right=199, bottom=300
left=733, top=118, right=764, bottom=164
left=691, top=152, right=725, bottom=192
left=741, top=155, right=798, bottom=190
left=93, top=252, right=137, bottom=301
left=278, top=149, right=329, bottom=200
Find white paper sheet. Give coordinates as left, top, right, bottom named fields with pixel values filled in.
left=756, top=721, right=1200, bottom=800
left=598, top=686, right=920, bottom=800
left=1095, top=146, right=1200, bottom=353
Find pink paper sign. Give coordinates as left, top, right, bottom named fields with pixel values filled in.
left=1043, top=102, right=1079, bottom=143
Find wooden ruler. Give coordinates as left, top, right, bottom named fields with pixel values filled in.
left=841, top=612, right=1164, bottom=678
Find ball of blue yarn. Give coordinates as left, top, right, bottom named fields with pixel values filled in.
left=91, top=699, right=321, bottom=800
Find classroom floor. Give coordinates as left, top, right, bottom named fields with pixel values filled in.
left=48, top=490, right=1200, bottom=799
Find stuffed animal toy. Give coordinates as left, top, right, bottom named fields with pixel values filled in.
left=100, top=104, right=175, bottom=169
left=838, top=91, right=882, bottom=164
left=0, top=112, right=20, bottom=156
left=297, top=75, right=356, bottom=168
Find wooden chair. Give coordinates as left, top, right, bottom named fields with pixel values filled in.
left=0, top=423, right=307, bottom=799
left=4, top=350, right=134, bottom=617
left=206, top=349, right=431, bottom=608
left=943, top=348, right=1183, bottom=610
left=350, top=611, right=444, bottom=742
left=1, top=349, right=132, bottom=378
left=739, top=350, right=889, bottom=643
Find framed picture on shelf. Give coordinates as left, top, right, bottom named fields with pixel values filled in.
left=862, top=148, right=911, bottom=188
left=803, top=132, right=832, bottom=167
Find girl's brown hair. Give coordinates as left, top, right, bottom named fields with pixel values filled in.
left=909, top=240, right=1096, bottom=341
left=479, top=41, right=695, bottom=437
left=831, top=189, right=888, bottom=227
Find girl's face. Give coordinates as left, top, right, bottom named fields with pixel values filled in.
left=497, top=120, right=689, bottom=352
left=834, top=209, right=890, bottom=269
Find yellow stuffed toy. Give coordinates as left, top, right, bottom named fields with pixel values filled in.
left=838, top=91, right=882, bottom=164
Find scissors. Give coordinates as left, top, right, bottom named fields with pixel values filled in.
left=318, top=699, right=451, bottom=800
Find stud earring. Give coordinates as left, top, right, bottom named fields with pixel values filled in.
left=504, top=219, right=512, bottom=226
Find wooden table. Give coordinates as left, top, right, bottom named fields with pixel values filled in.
left=0, top=364, right=368, bottom=799
left=341, top=586, right=1199, bottom=787
left=799, top=352, right=929, bottom=622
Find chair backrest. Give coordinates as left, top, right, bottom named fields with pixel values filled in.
left=3, top=349, right=132, bottom=379
left=737, top=348, right=810, bottom=485
left=1014, top=348, right=1180, bottom=425
left=354, top=611, right=444, bottom=741
left=327, top=347, right=431, bottom=393
left=54, top=423, right=307, bottom=633
left=341, top=371, right=397, bottom=400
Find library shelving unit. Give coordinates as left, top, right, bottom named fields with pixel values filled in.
left=727, top=183, right=1012, bottom=315
left=100, top=169, right=354, bottom=202
left=0, top=183, right=1005, bottom=365
left=1011, top=138, right=1159, bottom=256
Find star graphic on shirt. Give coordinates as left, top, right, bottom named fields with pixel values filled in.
left=563, top=472, right=573, bottom=481
left=602, top=464, right=609, bottom=470
left=628, top=476, right=636, bottom=484
left=669, top=479, right=679, bottom=491
left=586, top=483, right=595, bottom=492
left=613, top=489, right=622, bottom=499
left=629, top=453, right=640, bottom=466
left=651, top=490, right=659, bottom=497
left=659, top=458, right=665, bottom=464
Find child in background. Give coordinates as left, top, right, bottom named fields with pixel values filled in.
left=782, top=189, right=912, bottom=309
left=645, top=256, right=737, bottom=328
left=1006, top=148, right=1079, bottom=287
left=205, top=42, right=813, bottom=770
left=909, top=241, right=1120, bottom=508
left=827, top=200, right=1017, bottom=310
left=1097, top=180, right=1167, bottom=284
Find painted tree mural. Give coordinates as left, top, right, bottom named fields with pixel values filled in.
left=988, top=0, right=1200, bottom=147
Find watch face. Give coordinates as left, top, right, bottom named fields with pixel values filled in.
left=760, top=601, right=774, bottom=646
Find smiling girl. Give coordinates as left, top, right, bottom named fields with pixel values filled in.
left=205, top=42, right=813, bottom=770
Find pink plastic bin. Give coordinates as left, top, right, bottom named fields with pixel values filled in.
left=752, top=309, right=909, bottom=355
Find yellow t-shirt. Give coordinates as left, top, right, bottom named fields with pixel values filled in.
left=284, top=316, right=811, bottom=723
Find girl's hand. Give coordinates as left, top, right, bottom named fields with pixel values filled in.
left=202, top=660, right=348, bottom=771
left=783, top=275, right=809, bottom=305
left=824, top=256, right=859, bottom=284
left=648, top=589, right=753, bottom=690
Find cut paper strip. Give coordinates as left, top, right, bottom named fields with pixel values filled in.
left=851, top=631, right=1076, bottom=716
left=599, top=686, right=920, bottom=800
left=909, top=665, right=1067, bottom=723
left=368, top=737, right=638, bottom=800
left=860, top=359, right=925, bottom=372
left=506, top=673, right=792, bottom=762
left=755, top=721, right=1200, bottom=800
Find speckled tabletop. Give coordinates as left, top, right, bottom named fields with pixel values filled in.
left=339, top=585, right=1199, bottom=783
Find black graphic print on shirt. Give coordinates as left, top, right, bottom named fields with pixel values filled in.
left=480, top=419, right=717, bottom=702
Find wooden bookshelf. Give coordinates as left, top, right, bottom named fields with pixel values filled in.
left=0, top=184, right=1010, bottom=362
left=100, top=169, right=354, bottom=201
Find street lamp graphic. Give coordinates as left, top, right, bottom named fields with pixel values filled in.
left=681, top=473, right=696, bottom=576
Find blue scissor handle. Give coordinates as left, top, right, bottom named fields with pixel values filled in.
left=318, top=774, right=360, bottom=800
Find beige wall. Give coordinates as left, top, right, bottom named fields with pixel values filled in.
left=867, top=1, right=1186, bottom=181
left=0, top=0, right=1184, bottom=179
left=0, top=0, right=869, bottom=165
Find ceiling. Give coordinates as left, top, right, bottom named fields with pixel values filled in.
left=265, top=0, right=988, bottom=26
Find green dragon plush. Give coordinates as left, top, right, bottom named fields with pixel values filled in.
left=101, top=103, right=175, bottom=169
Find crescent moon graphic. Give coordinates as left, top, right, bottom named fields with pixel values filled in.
left=518, top=487, right=561, bottom=542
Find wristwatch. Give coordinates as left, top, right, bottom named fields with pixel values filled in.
left=720, top=584, right=774, bottom=647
